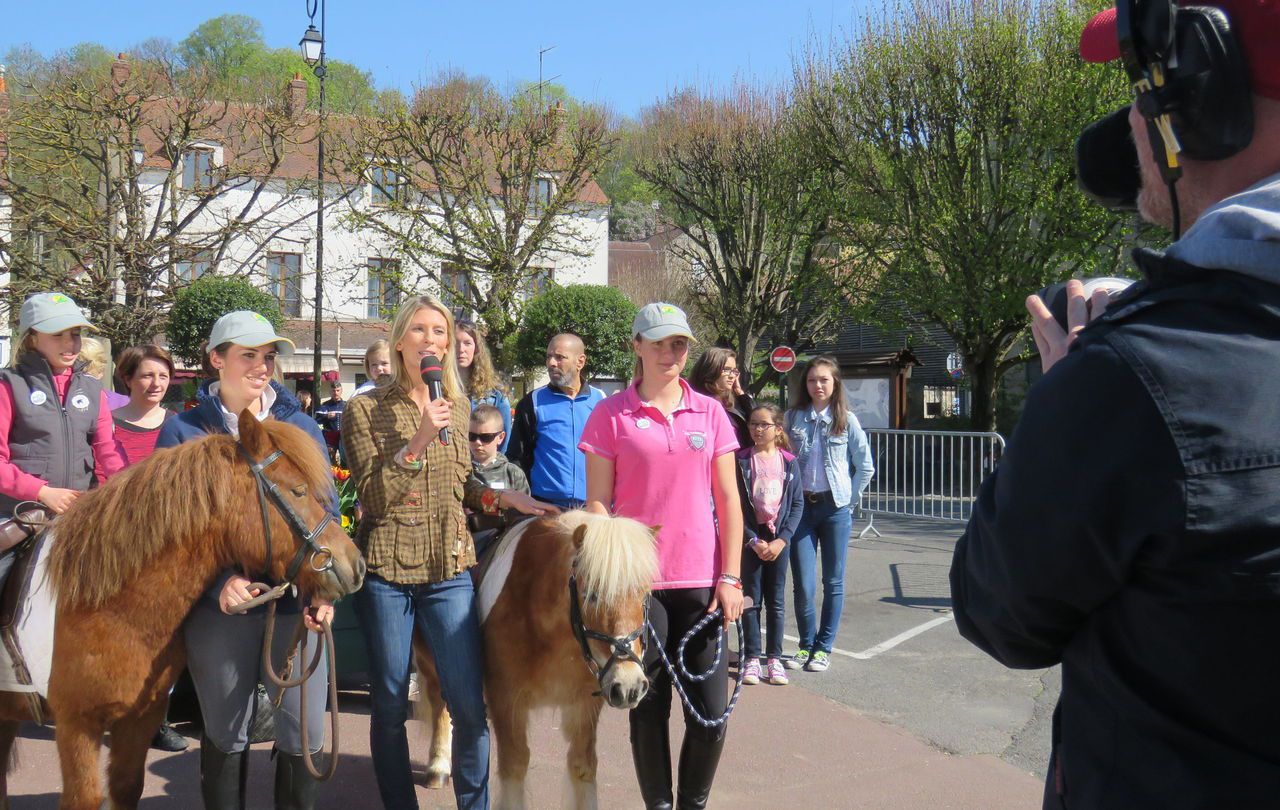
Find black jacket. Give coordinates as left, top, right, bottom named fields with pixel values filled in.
left=951, top=250, right=1280, bottom=809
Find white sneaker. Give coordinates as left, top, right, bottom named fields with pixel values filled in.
left=805, top=651, right=830, bottom=672
left=784, top=649, right=810, bottom=670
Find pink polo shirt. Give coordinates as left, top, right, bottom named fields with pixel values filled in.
left=578, top=378, right=739, bottom=590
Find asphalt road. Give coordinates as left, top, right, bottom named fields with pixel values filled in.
left=763, top=513, right=1060, bottom=780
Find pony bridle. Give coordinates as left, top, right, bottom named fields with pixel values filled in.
left=238, top=444, right=335, bottom=586
left=568, top=571, right=647, bottom=694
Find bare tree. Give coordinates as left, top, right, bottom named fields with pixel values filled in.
left=0, top=54, right=321, bottom=350
left=634, top=85, right=878, bottom=388
left=334, top=75, right=616, bottom=355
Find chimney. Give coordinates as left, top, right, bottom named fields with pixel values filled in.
left=288, top=72, right=309, bottom=119
left=111, top=53, right=130, bottom=92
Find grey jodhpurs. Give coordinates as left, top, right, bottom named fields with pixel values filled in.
left=184, top=600, right=328, bottom=755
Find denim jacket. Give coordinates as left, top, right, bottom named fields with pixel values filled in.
left=785, top=407, right=874, bottom=509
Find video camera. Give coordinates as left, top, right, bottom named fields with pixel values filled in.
left=1035, top=277, right=1135, bottom=332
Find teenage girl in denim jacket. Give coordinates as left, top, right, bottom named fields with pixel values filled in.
left=784, top=356, right=874, bottom=674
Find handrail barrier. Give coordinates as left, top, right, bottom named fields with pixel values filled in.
left=858, top=429, right=1006, bottom=536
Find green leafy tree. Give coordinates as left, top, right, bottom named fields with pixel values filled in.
left=599, top=121, right=659, bottom=238
left=166, top=276, right=283, bottom=367
left=802, top=0, right=1133, bottom=430
left=175, top=14, right=383, bottom=114
left=514, top=284, right=638, bottom=380
left=177, top=15, right=265, bottom=84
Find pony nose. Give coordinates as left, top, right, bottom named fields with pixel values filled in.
left=609, top=683, right=626, bottom=706
left=355, top=556, right=367, bottom=581
left=635, top=678, right=649, bottom=703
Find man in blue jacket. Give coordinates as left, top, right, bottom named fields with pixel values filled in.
left=507, top=333, right=605, bottom=509
left=950, top=3, right=1280, bottom=808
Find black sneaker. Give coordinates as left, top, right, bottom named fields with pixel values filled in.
left=151, top=723, right=189, bottom=752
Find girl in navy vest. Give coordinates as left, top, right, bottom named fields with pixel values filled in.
left=0, top=293, right=126, bottom=579
left=155, top=311, right=336, bottom=809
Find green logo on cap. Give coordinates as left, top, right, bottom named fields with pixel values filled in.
left=659, top=305, right=677, bottom=315
left=252, top=313, right=269, bottom=324
left=49, top=294, right=70, bottom=304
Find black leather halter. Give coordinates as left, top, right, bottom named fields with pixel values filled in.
left=238, top=444, right=335, bottom=584
left=568, top=571, right=647, bottom=694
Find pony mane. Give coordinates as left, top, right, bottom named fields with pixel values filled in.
left=564, top=512, right=658, bottom=605
left=49, top=419, right=332, bottom=611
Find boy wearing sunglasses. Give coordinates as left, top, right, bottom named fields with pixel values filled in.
left=466, top=404, right=529, bottom=554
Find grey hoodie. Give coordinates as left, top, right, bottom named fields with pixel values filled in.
left=1165, top=170, right=1280, bottom=282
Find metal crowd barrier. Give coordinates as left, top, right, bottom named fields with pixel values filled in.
left=858, top=429, right=1006, bottom=536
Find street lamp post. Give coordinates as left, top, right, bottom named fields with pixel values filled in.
left=301, top=2, right=326, bottom=389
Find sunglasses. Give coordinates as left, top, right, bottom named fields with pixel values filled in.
left=468, top=430, right=502, bottom=444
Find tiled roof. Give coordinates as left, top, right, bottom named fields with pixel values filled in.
left=81, top=58, right=609, bottom=207
left=280, top=318, right=389, bottom=357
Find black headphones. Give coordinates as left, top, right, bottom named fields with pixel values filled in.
left=1077, top=1, right=1255, bottom=233
left=1118, top=0, right=1253, bottom=179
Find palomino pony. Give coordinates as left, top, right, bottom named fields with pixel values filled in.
left=0, top=412, right=365, bottom=810
left=414, top=511, right=657, bottom=810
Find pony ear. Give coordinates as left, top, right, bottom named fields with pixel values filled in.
left=649, top=524, right=662, bottom=537
left=238, top=410, right=272, bottom=457
left=572, top=523, right=589, bottom=550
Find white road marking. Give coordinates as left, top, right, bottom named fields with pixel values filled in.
left=779, top=613, right=954, bottom=660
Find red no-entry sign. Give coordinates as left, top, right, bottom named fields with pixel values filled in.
left=769, top=346, right=797, bottom=373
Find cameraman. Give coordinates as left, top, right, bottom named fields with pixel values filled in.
left=950, top=2, right=1280, bottom=808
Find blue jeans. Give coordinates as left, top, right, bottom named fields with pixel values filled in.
left=355, top=572, right=490, bottom=810
left=789, top=494, right=853, bottom=654
left=741, top=538, right=788, bottom=660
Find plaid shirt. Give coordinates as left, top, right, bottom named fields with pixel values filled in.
left=343, top=384, right=488, bottom=584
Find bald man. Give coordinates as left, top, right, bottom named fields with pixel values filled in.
left=507, top=333, right=606, bottom=509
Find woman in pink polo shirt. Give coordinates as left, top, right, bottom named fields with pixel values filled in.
left=579, top=302, right=744, bottom=810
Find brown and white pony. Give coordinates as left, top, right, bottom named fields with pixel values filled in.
left=0, top=412, right=365, bottom=810
left=414, top=511, right=657, bottom=810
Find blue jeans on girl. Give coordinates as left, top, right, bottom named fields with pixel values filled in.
left=355, top=571, right=490, bottom=810
left=741, top=534, right=788, bottom=660
left=789, top=493, right=853, bottom=654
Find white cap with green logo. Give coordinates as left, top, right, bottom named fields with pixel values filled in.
left=632, top=302, right=695, bottom=341
left=207, top=311, right=296, bottom=355
left=19, top=293, right=96, bottom=335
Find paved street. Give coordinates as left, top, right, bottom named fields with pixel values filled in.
left=783, top=514, right=1059, bottom=779
left=6, top=515, right=1054, bottom=807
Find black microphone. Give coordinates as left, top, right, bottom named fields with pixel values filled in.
left=419, top=354, right=449, bottom=446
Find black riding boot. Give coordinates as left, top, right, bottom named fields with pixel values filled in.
left=199, top=737, right=243, bottom=810
left=674, top=725, right=726, bottom=810
left=630, top=714, right=674, bottom=810
left=273, top=752, right=320, bottom=810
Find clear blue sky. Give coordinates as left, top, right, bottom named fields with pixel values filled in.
left=2, top=1, right=872, bottom=117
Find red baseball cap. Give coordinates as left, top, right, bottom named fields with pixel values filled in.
left=1079, top=0, right=1280, bottom=100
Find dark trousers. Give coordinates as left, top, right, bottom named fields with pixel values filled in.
left=631, top=587, right=728, bottom=809
left=741, top=532, right=788, bottom=659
